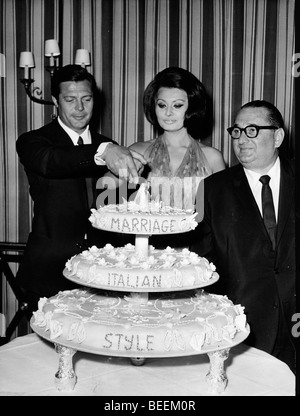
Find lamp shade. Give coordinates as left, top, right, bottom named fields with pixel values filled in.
left=19, top=51, right=35, bottom=68
left=75, top=49, right=90, bottom=66
left=45, top=39, right=60, bottom=56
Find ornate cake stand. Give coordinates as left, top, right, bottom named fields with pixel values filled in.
left=31, top=233, right=249, bottom=395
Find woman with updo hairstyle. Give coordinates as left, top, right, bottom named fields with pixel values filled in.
left=143, top=66, right=208, bottom=139
left=136, top=67, right=225, bottom=207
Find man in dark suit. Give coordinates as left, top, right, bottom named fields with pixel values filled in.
left=16, top=64, right=146, bottom=313
left=192, top=100, right=295, bottom=373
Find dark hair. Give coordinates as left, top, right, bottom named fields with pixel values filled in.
left=241, top=100, right=284, bottom=129
left=143, top=67, right=207, bottom=138
left=51, top=64, right=97, bottom=100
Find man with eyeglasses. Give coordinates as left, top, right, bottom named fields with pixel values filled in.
left=192, top=100, right=295, bottom=373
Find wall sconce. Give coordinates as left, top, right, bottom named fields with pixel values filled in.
left=19, top=40, right=91, bottom=106
left=19, top=39, right=60, bottom=105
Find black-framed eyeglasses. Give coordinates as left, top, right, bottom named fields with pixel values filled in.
left=227, top=125, right=277, bottom=139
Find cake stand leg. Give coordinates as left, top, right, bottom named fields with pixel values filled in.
left=130, top=357, right=146, bottom=366
left=206, top=348, right=230, bottom=394
left=54, top=343, right=77, bottom=391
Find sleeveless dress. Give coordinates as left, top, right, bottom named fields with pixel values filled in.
left=141, top=136, right=212, bottom=249
left=144, top=136, right=212, bottom=210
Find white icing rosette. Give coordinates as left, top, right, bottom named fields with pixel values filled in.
left=89, top=245, right=100, bottom=255
left=172, top=269, right=183, bottom=287
left=76, top=322, right=86, bottom=343
left=148, top=255, right=157, bottom=265
left=33, top=310, right=47, bottom=327
left=68, top=322, right=79, bottom=341
left=49, top=319, right=63, bottom=340
left=190, top=330, right=206, bottom=351
left=164, top=246, right=176, bottom=254
left=65, top=256, right=76, bottom=271
left=140, top=261, right=151, bottom=269
left=81, top=250, right=95, bottom=261
left=116, top=253, right=127, bottom=262
left=161, top=255, right=176, bottom=268
left=164, top=330, right=185, bottom=351
left=103, top=243, right=114, bottom=252
left=69, top=260, right=80, bottom=276
left=128, top=256, right=140, bottom=266
left=180, top=258, right=191, bottom=266
left=107, top=250, right=117, bottom=259
left=124, top=243, right=135, bottom=251
left=96, top=257, right=107, bottom=266
left=222, top=324, right=236, bottom=343
left=87, top=264, right=97, bottom=283
left=235, top=313, right=248, bottom=332
left=89, top=209, right=97, bottom=224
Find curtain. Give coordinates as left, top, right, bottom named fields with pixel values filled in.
left=0, top=0, right=295, bottom=337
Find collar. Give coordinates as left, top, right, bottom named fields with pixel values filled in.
left=243, top=156, right=281, bottom=187
left=57, top=116, right=91, bottom=145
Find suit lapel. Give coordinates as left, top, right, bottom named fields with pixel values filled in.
left=231, top=164, right=270, bottom=239
left=50, top=119, right=75, bottom=146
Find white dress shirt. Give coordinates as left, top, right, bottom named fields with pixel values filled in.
left=57, top=116, right=91, bottom=145
left=243, top=157, right=281, bottom=221
left=57, top=116, right=110, bottom=164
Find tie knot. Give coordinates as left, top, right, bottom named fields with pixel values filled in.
left=259, top=175, right=271, bottom=185
left=77, top=136, right=84, bottom=145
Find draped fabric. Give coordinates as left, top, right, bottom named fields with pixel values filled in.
left=0, top=0, right=295, bottom=337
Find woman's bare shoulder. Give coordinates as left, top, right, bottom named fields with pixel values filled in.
left=199, top=144, right=226, bottom=172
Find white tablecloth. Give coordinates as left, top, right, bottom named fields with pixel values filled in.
left=0, top=333, right=295, bottom=396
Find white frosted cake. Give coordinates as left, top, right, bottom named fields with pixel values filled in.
left=31, top=288, right=249, bottom=358
left=89, top=183, right=198, bottom=235
left=63, top=244, right=219, bottom=291
left=31, top=181, right=250, bottom=379
left=89, top=204, right=198, bottom=235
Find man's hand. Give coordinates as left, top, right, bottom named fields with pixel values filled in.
left=103, top=144, right=147, bottom=184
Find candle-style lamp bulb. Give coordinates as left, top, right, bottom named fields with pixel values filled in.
left=19, top=51, right=35, bottom=79
left=45, top=39, right=60, bottom=67
left=75, top=49, right=90, bottom=68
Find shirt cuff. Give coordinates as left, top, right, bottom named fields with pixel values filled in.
left=94, top=142, right=112, bottom=165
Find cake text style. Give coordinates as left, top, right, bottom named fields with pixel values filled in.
left=103, top=333, right=155, bottom=352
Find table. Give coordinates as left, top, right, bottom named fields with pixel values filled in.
left=0, top=333, right=295, bottom=396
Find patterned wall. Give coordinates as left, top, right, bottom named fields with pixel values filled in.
left=0, top=0, right=295, bottom=337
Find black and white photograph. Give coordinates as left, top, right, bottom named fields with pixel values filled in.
left=0, top=0, right=297, bottom=399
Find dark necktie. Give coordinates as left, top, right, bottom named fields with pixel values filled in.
left=77, top=136, right=84, bottom=146
left=77, top=136, right=94, bottom=208
left=259, top=175, right=277, bottom=250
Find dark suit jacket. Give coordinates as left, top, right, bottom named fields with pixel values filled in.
left=16, top=119, right=115, bottom=298
left=191, top=158, right=295, bottom=358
